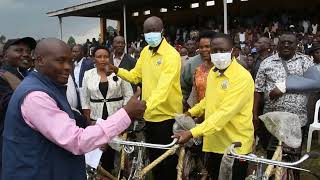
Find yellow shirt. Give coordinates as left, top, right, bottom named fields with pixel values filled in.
left=117, top=39, right=183, bottom=122
left=189, top=59, right=254, bottom=154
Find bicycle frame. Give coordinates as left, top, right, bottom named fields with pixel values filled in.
left=111, top=138, right=183, bottom=180
left=226, top=142, right=314, bottom=180
left=111, top=138, right=178, bottom=150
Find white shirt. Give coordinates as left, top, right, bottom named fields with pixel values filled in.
left=66, top=75, right=78, bottom=110
left=239, top=33, right=245, bottom=42
left=74, top=57, right=85, bottom=87
left=113, top=53, right=125, bottom=67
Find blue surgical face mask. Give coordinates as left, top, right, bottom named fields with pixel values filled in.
left=144, top=30, right=162, bottom=47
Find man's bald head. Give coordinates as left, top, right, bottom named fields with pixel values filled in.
left=143, top=16, right=163, bottom=33
left=35, top=38, right=70, bottom=58
left=35, top=38, right=72, bottom=85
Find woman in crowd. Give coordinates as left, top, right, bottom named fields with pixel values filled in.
left=81, top=46, right=133, bottom=173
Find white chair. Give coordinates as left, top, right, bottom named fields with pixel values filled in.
left=307, top=99, right=320, bottom=152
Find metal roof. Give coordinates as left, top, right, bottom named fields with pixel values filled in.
left=47, top=0, right=320, bottom=19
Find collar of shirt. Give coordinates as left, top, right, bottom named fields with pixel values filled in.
left=113, top=53, right=125, bottom=60
left=74, top=57, right=85, bottom=66
left=213, top=57, right=238, bottom=78
left=272, top=52, right=305, bottom=62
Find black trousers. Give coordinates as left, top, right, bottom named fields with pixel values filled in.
left=100, top=146, right=116, bottom=172
left=206, top=152, right=248, bottom=180
left=145, top=119, right=178, bottom=180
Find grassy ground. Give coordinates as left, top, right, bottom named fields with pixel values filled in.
left=300, top=134, right=320, bottom=180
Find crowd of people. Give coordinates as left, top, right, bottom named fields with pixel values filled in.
left=0, top=13, right=319, bottom=180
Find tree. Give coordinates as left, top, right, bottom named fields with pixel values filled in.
left=0, top=35, right=6, bottom=44
left=67, top=36, right=76, bottom=47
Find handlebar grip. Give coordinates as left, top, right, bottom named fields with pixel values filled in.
left=307, top=152, right=320, bottom=159
left=233, top=142, right=242, bottom=148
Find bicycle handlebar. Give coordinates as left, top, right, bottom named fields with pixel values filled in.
left=227, top=142, right=315, bottom=172
left=111, top=138, right=178, bottom=149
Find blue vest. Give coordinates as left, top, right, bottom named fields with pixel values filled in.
left=2, top=71, right=86, bottom=180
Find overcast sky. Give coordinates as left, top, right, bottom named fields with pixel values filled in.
left=0, top=0, right=117, bottom=43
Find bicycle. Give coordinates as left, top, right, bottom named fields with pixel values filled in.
left=111, top=137, right=183, bottom=180
left=226, top=142, right=320, bottom=180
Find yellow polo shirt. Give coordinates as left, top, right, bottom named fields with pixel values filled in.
left=189, top=59, right=254, bottom=154
left=117, top=39, right=183, bottom=122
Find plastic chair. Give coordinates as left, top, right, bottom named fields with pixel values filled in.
left=307, top=99, right=320, bottom=152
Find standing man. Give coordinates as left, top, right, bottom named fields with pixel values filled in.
left=185, top=39, right=197, bottom=57
left=0, top=37, right=36, bottom=177
left=71, top=44, right=94, bottom=89
left=254, top=32, right=313, bottom=154
left=110, top=36, right=137, bottom=91
left=2, top=38, right=146, bottom=180
left=71, top=44, right=94, bottom=110
left=108, top=16, right=182, bottom=180
left=174, top=33, right=254, bottom=180
left=252, top=37, right=272, bottom=80
left=110, top=36, right=136, bottom=71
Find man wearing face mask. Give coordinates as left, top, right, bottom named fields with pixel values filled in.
left=107, top=16, right=182, bottom=180
left=174, top=33, right=254, bottom=180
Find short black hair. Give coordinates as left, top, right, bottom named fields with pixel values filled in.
left=198, top=30, right=216, bottom=42
left=212, top=33, right=233, bottom=45
left=279, top=32, right=297, bottom=42
left=92, top=46, right=110, bottom=57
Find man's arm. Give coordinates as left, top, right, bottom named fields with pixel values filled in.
left=114, top=52, right=143, bottom=85
left=22, top=91, right=132, bottom=155
left=187, top=99, right=206, bottom=118
left=253, top=92, right=263, bottom=130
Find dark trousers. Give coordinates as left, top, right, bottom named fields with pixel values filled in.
left=100, top=146, right=116, bottom=172
left=206, top=152, right=248, bottom=180
left=145, top=119, right=178, bottom=180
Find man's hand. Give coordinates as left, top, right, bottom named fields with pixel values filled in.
left=269, top=87, right=284, bottom=100
left=123, top=87, right=146, bottom=121
left=106, top=61, right=119, bottom=74
left=172, top=130, right=193, bottom=144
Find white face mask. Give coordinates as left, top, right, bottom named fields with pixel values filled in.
left=210, top=52, right=232, bottom=70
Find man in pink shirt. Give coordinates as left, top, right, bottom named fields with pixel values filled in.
left=2, top=38, right=146, bottom=180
